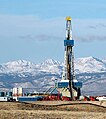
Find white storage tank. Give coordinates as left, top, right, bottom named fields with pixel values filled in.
left=13, top=87, right=23, bottom=96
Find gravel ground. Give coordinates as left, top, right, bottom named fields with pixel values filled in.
left=0, top=101, right=106, bottom=119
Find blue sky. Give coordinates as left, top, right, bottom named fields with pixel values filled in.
left=0, top=0, right=106, bottom=63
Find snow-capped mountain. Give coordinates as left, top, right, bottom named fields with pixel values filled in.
left=38, top=59, right=63, bottom=74
left=1, top=56, right=106, bottom=74
left=0, top=59, right=63, bottom=76
left=102, top=58, right=106, bottom=64
left=1, top=60, right=37, bottom=73
left=0, top=56, right=106, bottom=95
left=41, top=59, right=60, bottom=66
left=75, top=56, right=106, bottom=73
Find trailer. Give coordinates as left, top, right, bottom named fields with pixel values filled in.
left=0, top=97, right=8, bottom=101
left=96, top=96, right=106, bottom=101
left=18, top=96, right=43, bottom=102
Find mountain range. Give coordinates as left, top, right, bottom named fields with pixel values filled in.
left=0, top=56, right=106, bottom=96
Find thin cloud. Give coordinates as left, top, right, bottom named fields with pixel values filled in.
left=98, top=23, right=106, bottom=28
left=74, top=35, right=106, bottom=42
left=73, top=18, right=106, bottom=42
left=19, top=35, right=34, bottom=40
left=0, top=14, right=106, bottom=42
left=19, top=34, right=63, bottom=41
left=88, top=23, right=106, bottom=29
left=88, top=26, right=97, bottom=29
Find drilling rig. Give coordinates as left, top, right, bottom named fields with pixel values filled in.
left=56, top=17, right=82, bottom=100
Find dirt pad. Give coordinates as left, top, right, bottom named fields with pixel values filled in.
left=0, top=102, right=106, bottom=119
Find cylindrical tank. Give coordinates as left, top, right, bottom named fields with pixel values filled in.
left=13, top=88, right=17, bottom=96
left=6, top=92, right=12, bottom=97
left=0, top=92, right=5, bottom=97
left=18, top=88, right=23, bottom=96
left=13, top=87, right=23, bottom=96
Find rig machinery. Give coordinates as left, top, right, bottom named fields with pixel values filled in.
left=56, top=17, right=82, bottom=100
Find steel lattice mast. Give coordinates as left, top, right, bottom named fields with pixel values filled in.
left=57, top=17, right=82, bottom=101
left=63, top=17, right=74, bottom=100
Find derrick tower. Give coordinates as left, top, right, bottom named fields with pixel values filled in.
left=56, top=17, right=82, bottom=100
left=63, top=16, right=75, bottom=100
